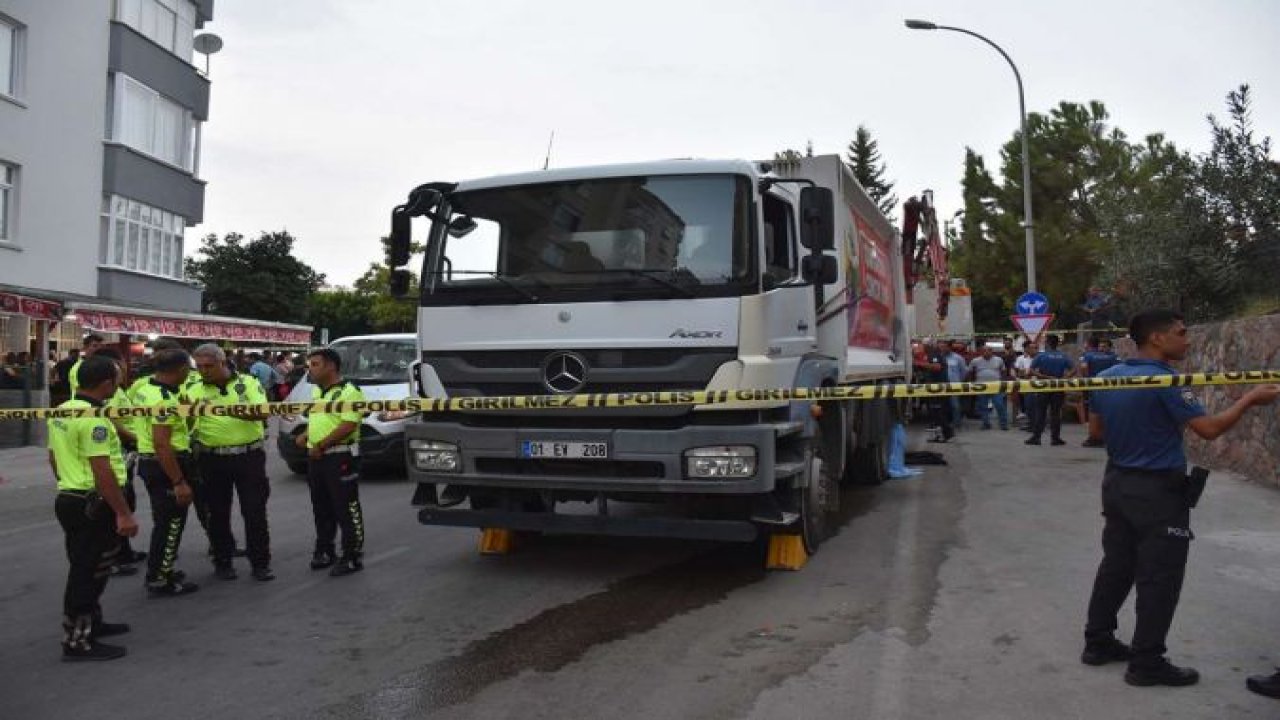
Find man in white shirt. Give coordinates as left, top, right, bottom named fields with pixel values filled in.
left=1013, top=342, right=1039, bottom=425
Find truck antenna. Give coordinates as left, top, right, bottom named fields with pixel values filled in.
left=542, top=131, right=555, bottom=170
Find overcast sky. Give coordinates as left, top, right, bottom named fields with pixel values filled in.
left=195, top=0, right=1280, bottom=287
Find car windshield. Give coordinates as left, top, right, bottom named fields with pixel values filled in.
left=422, top=174, right=753, bottom=305
left=331, top=339, right=415, bottom=384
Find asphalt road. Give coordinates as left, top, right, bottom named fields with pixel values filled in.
left=2, top=419, right=1279, bottom=719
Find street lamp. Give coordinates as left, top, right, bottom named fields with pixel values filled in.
left=904, top=19, right=1037, bottom=294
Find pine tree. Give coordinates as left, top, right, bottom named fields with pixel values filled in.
left=846, top=125, right=898, bottom=218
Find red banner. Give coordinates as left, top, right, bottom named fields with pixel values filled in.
left=74, top=309, right=311, bottom=345
left=847, top=213, right=895, bottom=351
left=0, top=292, right=63, bottom=321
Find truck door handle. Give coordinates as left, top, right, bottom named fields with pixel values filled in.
left=797, top=322, right=810, bottom=331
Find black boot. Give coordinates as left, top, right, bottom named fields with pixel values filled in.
left=1246, top=670, right=1280, bottom=699
left=1125, top=658, right=1200, bottom=687
left=62, top=641, right=127, bottom=662
left=1081, top=635, right=1132, bottom=666
left=310, top=550, right=336, bottom=570
left=329, top=554, right=363, bottom=577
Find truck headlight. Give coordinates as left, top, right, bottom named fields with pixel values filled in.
left=409, top=439, right=460, bottom=472
left=685, top=446, right=756, bottom=479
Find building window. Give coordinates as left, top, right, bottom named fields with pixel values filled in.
left=100, top=195, right=186, bottom=280
left=0, top=163, right=15, bottom=242
left=114, top=0, right=197, bottom=62
left=0, top=15, right=23, bottom=99
left=108, top=73, right=199, bottom=171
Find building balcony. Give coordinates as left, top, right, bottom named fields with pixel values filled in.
left=108, top=21, right=210, bottom=120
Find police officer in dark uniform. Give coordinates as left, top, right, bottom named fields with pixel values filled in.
left=922, top=341, right=954, bottom=442
left=1082, top=309, right=1279, bottom=686
left=1025, top=334, right=1074, bottom=446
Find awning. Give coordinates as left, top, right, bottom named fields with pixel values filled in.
left=0, top=291, right=62, bottom=322
left=65, top=302, right=312, bottom=346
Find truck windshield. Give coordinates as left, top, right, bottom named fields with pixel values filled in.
left=421, top=174, right=754, bottom=305
left=330, top=339, right=416, bottom=385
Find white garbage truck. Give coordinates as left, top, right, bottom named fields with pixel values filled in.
left=387, top=154, right=911, bottom=555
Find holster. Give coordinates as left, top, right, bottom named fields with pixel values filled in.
left=1185, top=466, right=1209, bottom=508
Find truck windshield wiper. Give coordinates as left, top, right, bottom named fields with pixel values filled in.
left=427, top=270, right=541, bottom=302
left=594, top=269, right=698, bottom=297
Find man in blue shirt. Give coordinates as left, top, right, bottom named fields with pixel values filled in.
left=1082, top=309, right=1279, bottom=688
left=1025, top=334, right=1075, bottom=446
left=1080, top=338, right=1121, bottom=447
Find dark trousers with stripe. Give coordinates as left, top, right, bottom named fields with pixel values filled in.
left=307, top=452, right=364, bottom=556
left=1085, top=465, right=1192, bottom=666
left=55, top=492, right=119, bottom=649
left=140, top=454, right=194, bottom=582
left=200, top=449, right=272, bottom=569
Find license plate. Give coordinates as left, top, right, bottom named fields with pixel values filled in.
left=520, top=441, right=609, bottom=459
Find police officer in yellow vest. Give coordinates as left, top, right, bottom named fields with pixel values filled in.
left=130, top=338, right=220, bottom=556
left=48, top=355, right=139, bottom=661
left=66, top=333, right=104, bottom=397
left=296, top=348, right=368, bottom=576
left=134, top=349, right=202, bottom=596
left=188, top=344, right=275, bottom=582
left=96, top=347, right=146, bottom=576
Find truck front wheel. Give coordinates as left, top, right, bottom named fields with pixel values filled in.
left=799, top=434, right=839, bottom=555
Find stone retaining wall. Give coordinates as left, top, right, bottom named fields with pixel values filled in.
left=1118, top=314, right=1280, bottom=486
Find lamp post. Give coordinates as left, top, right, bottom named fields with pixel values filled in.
left=905, top=19, right=1037, bottom=294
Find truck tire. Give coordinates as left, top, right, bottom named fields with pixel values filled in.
left=799, top=434, right=839, bottom=555
left=848, top=438, right=888, bottom=486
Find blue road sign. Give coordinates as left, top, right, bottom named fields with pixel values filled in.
left=1015, top=292, right=1050, bottom=316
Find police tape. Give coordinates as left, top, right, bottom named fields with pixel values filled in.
left=1, top=370, right=1278, bottom=421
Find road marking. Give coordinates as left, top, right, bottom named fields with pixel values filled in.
left=0, top=520, right=57, bottom=538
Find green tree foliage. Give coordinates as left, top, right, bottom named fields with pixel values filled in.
left=846, top=125, right=898, bottom=218
left=308, top=289, right=375, bottom=340
left=1199, top=85, right=1280, bottom=301
left=185, top=231, right=325, bottom=324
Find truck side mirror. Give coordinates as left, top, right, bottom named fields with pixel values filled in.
left=389, top=208, right=412, bottom=267
left=801, top=254, right=838, bottom=284
left=799, top=187, right=835, bottom=250
left=389, top=268, right=412, bottom=298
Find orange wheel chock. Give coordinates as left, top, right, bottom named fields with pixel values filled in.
left=479, top=528, right=515, bottom=555
left=766, top=533, right=808, bottom=570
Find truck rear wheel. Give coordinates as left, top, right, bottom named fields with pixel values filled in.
left=848, top=438, right=888, bottom=486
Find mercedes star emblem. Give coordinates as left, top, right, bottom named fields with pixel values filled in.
left=541, top=351, right=588, bottom=394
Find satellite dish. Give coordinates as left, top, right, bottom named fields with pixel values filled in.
left=193, top=33, right=223, bottom=55
left=193, top=33, right=223, bottom=75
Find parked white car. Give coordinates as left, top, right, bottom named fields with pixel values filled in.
left=276, top=333, right=417, bottom=475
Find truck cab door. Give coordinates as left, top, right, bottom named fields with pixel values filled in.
left=759, top=190, right=817, bottom=359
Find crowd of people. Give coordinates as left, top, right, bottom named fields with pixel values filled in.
left=46, top=334, right=366, bottom=662
left=912, top=333, right=1121, bottom=445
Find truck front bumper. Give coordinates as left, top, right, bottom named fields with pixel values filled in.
left=405, top=420, right=793, bottom=495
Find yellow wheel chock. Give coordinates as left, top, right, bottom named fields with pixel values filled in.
left=479, top=528, right=515, bottom=555
left=766, top=533, right=808, bottom=571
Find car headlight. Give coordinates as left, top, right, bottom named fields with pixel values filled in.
left=409, top=439, right=460, bottom=472
left=376, top=410, right=413, bottom=422
left=685, top=446, right=757, bottom=479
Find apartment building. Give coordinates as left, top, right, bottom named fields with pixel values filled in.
left=0, top=0, right=308, bottom=364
